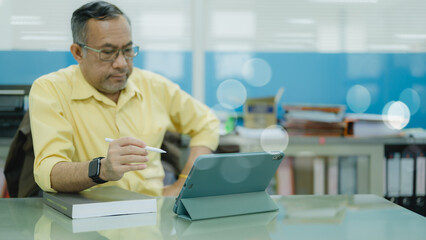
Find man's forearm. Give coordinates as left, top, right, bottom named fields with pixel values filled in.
left=50, top=161, right=96, bottom=192
left=49, top=137, right=149, bottom=192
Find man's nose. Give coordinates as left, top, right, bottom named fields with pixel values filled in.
left=112, top=50, right=128, bottom=69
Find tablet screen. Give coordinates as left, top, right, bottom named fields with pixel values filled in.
left=177, top=151, right=284, bottom=199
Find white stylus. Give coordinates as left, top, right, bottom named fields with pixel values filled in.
left=104, top=138, right=167, bottom=153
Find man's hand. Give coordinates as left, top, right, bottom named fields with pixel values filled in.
left=163, top=177, right=186, bottom=196
left=50, top=136, right=150, bottom=192
left=100, top=137, right=150, bottom=181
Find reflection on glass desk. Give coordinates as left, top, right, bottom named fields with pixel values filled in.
left=0, top=195, right=425, bottom=240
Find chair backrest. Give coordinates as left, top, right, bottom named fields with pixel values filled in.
left=3, top=111, right=41, bottom=197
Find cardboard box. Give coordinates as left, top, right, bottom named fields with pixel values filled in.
left=244, top=97, right=276, bottom=128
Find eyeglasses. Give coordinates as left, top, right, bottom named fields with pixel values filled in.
left=78, top=43, right=139, bottom=62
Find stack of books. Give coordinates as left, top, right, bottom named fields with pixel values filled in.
left=282, top=104, right=346, bottom=136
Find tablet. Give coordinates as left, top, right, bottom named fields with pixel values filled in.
left=173, top=151, right=284, bottom=220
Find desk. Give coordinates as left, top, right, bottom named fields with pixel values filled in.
left=0, top=195, right=425, bottom=239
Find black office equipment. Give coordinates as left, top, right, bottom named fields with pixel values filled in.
left=0, top=85, right=30, bottom=137
left=385, top=144, right=426, bottom=217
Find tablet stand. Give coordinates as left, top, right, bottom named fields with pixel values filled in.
left=177, top=191, right=278, bottom=221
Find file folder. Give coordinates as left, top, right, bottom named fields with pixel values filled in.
left=173, top=152, right=284, bottom=220
left=415, top=152, right=426, bottom=216
left=400, top=152, right=415, bottom=209
left=387, top=152, right=401, bottom=198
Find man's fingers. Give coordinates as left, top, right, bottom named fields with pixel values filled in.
left=120, top=164, right=148, bottom=172
left=120, top=145, right=148, bottom=156
left=101, top=156, right=148, bottom=181
left=117, top=155, right=149, bottom=164
left=103, top=138, right=151, bottom=181
left=110, top=136, right=147, bottom=148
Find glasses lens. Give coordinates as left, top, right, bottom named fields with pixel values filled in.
left=121, top=46, right=139, bottom=59
left=130, top=46, right=139, bottom=57
left=99, top=45, right=139, bottom=61
left=100, top=49, right=118, bottom=61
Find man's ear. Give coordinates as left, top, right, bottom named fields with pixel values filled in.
left=70, top=43, right=83, bottom=63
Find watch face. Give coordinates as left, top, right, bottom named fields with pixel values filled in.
left=88, top=158, right=100, bottom=178
left=89, top=157, right=107, bottom=184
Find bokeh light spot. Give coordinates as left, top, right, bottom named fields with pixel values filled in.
left=220, top=158, right=250, bottom=183
left=346, top=85, right=371, bottom=113
left=382, top=101, right=410, bottom=130
left=242, top=58, right=272, bottom=87
left=211, top=104, right=238, bottom=135
left=260, top=125, right=289, bottom=153
left=399, top=88, right=420, bottom=115
left=195, top=157, right=216, bottom=170
left=216, top=79, right=247, bottom=109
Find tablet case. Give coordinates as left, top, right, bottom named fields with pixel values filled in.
left=173, top=151, right=284, bottom=220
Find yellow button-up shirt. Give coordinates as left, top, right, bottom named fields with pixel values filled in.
left=29, top=65, right=219, bottom=196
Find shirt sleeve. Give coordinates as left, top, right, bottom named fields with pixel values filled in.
left=29, top=78, right=75, bottom=192
left=161, top=78, right=220, bottom=151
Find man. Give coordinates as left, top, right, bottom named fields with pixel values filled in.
left=29, top=1, right=219, bottom=196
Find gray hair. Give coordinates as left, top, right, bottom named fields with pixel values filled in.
left=71, top=1, right=131, bottom=44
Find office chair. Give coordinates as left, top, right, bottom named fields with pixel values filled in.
left=3, top=111, right=40, bottom=197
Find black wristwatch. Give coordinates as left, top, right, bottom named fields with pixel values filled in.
left=88, top=157, right=108, bottom=184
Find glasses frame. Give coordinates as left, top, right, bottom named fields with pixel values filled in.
left=77, top=43, right=139, bottom=62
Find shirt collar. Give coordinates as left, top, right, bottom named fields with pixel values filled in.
left=118, top=78, right=143, bottom=104
left=70, top=66, right=100, bottom=101
left=71, top=65, right=143, bottom=104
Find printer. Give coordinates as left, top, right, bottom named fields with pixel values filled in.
left=0, top=86, right=29, bottom=138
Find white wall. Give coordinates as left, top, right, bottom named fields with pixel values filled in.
left=0, top=0, right=425, bottom=52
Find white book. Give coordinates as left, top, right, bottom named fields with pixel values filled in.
left=313, top=157, right=325, bottom=195
left=43, top=204, right=157, bottom=233
left=43, top=186, right=157, bottom=219
left=327, top=157, right=339, bottom=195
left=387, top=153, right=401, bottom=197
left=345, top=113, right=402, bottom=137
left=416, top=155, right=426, bottom=196
left=400, top=154, right=414, bottom=197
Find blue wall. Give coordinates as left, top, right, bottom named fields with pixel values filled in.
left=1, top=51, right=425, bottom=128
left=0, top=50, right=193, bottom=94
left=0, top=51, right=77, bottom=85
left=205, top=52, right=426, bottom=129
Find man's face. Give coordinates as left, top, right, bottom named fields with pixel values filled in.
left=79, top=15, right=133, bottom=94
